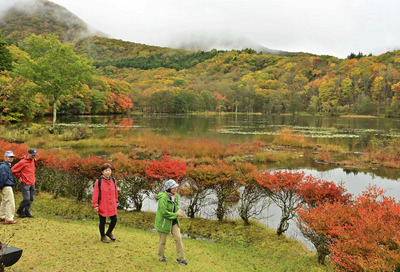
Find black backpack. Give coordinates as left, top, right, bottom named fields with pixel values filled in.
left=96, top=176, right=116, bottom=204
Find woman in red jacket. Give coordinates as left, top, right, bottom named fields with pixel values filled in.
left=92, top=163, right=118, bottom=243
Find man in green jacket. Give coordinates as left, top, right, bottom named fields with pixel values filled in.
left=154, top=179, right=187, bottom=265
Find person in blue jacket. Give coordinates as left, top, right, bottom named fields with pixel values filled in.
left=0, top=151, right=17, bottom=224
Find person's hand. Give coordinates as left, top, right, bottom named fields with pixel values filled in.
left=19, top=178, right=22, bottom=183
left=177, top=209, right=184, bottom=217
left=93, top=206, right=99, bottom=214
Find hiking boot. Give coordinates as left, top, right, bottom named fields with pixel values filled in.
left=159, top=258, right=167, bottom=262
left=106, top=232, right=116, bottom=241
left=17, top=212, right=26, bottom=218
left=176, top=259, right=188, bottom=265
left=101, top=236, right=110, bottom=243
left=4, top=220, right=18, bottom=224
left=25, top=213, right=34, bottom=218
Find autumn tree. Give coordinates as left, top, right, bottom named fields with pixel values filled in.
left=14, top=34, right=95, bottom=129
left=300, top=185, right=400, bottom=271
left=328, top=186, right=400, bottom=271
left=185, top=161, right=238, bottom=221
left=208, top=162, right=238, bottom=221
left=256, top=170, right=305, bottom=235
left=296, top=176, right=352, bottom=264
left=370, top=76, right=385, bottom=113
left=107, top=152, right=150, bottom=211
left=389, top=81, right=400, bottom=117
left=181, top=164, right=214, bottom=218
left=339, top=77, right=354, bottom=106
left=0, top=33, right=12, bottom=72
left=318, top=76, right=338, bottom=113
left=235, top=162, right=269, bottom=225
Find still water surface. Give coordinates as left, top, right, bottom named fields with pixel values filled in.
left=51, top=113, right=400, bottom=177
left=53, top=113, right=400, bottom=174
left=54, top=114, right=400, bottom=147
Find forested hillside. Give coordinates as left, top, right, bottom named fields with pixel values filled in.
left=1, top=0, right=400, bottom=122
left=0, top=0, right=92, bottom=44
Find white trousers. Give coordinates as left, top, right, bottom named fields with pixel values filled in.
left=0, top=186, right=15, bottom=221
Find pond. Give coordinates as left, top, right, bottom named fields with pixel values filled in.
left=52, top=113, right=400, bottom=149
left=50, top=114, right=400, bottom=175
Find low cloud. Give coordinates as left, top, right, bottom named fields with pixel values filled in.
left=0, top=0, right=104, bottom=41
left=165, top=31, right=288, bottom=55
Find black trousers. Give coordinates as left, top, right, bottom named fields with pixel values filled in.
left=98, top=214, right=117, bottom=237
left=18, top=184, right=35, bottom=214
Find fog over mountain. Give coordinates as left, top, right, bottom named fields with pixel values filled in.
left=0, top=0, right=289, bottom=55
left=0, top=0, right=103, bottom=41
left=3, top=0, right=400, bottom=58
left=166, top=32, right=289, bottom=55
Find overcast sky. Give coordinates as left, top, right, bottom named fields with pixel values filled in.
left=7, top=0, right=400, bottom=58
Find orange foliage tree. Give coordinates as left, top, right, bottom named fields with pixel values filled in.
left=235, top=162, right=268, bottom=225
left=111, top=152, right=150, bottom=211
left=181, top=163, right=214, bottom=218
left=205, top=161, right=238, bottom=221
left=296, top=176, right=352, bottom=264
left=256, top=170, right=305, bottom=235
left=298, top=185, right=400, bottom=271
left=330, top=186, right=400, bottom=271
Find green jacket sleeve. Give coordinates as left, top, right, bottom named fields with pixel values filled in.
left=175, top=194, right=180, bottom=212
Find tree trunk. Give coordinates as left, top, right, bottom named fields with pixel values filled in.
left=277, top=216, right=289, bottom=236
left=133, top=197, right=143, bottom=211
left=188, top=197, right=198, bottom=218
left=52, top=101, right=57, bottom=130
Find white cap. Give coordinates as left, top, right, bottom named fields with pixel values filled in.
left=4, top=151, right=15, bottom=157
left=164, top=179, right=179, bottom=191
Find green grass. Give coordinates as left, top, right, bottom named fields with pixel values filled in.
left=253, top=150, right=300, bottom=163
left=1, top=193, right=335, bottom=272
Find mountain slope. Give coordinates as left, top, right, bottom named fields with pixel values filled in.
left=0, top=0, right=97, bottom=44
left=0, top=0, right=295, bottom=62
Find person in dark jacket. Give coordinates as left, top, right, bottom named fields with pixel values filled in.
left=0, top=151, right=17, bottom=224
left=12, top=148, right=38, bottom=218
left=92, top=163, right=118, bottom=243
left=154, top=179, right=187, bottom=265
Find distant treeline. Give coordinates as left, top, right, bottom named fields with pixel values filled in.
left=2, top=31, right=400, bottom=122
left=94, top=50, right=222, bottom=70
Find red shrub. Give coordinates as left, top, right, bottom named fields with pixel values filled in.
left=0, top=139, right=28, bottom=159
left=145, top=153, right=187, bottom=182
left=297, top=176, right=352, bottom=207
left=299, top=185, right=400, bottom=271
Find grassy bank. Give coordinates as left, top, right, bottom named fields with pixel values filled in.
left=1, top=193, right=334, bottom=272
